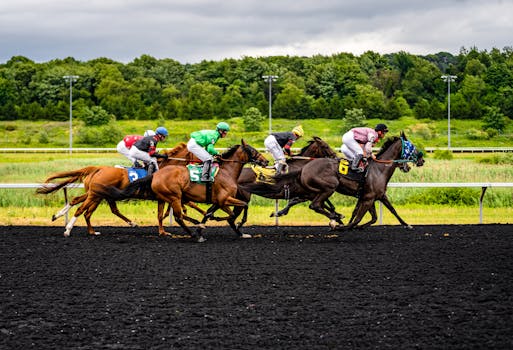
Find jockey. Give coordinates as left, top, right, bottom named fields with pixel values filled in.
left=129, top=126, right=169, bottom=175
left=187, top=122, right=230, bottom=182
left=117, top=130, right=156, bottom=167
left=341, top=123, right=388, bottom=172
left=264, top=125, right=304, bottom=174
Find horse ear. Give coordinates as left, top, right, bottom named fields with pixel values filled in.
left=241, top=138, right=247, bottom=146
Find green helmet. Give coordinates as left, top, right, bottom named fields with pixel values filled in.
left=216, top=122, right=230, bottom=132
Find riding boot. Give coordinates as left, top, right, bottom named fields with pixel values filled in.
left=147, top=163, right=156, bottom=176
left=351, top=154, right=364, bottom=172
left=201, top=160, right=212, bottom=182
left=275, top=161, right=284, bottom=175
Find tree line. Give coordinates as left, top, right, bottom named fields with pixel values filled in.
left=0, top=46, right=512, bottom=133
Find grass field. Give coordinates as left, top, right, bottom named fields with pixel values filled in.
left=1, top=148, right=512, bottom=227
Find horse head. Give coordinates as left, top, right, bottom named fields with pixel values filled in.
left=375, top=131, right=424, bottom=172
left=241, top=139, right=269, bottom=166
left=299, top=136, right=338, bottom=158
left=219, top=140, right=268, bottom=167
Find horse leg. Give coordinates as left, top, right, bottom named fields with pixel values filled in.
left=380, top=194, right=412, bottom=228
left=158, top=201, right=172, bottom=236
left=52, top=194, right=87, bottom=221
left=272, top=197, right=307, bottom=217
left=107, top=200, right=137, bottom=227
left=346, top=198, right=374, bottom=230
left=63, top=196, right=99, bottom=236
left=356, top=202, right=378, bottom=229
left=167, top=199, right=201, bottom=242
left=321, top=199, right=345, bottom=225
left=308, top=190, right=341, bottom=229
left=82, top=197, right=103, bottom=235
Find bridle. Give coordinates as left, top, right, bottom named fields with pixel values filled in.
left=216, top=144, right=267, bottom=166
left=373, top=137, right=423, bottom=165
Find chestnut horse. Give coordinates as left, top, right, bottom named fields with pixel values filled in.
left=97, top=140, right=268, bottom=242
left=36, top=143, right=199, bottom=236
left=234, top=136, right=339, bottom=228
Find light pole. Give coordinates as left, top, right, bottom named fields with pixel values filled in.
left=63, top=75, right=79, bottom=154
left=262, top=75, right=278, bottom=134
left=441, top=74, right=457, bottom=149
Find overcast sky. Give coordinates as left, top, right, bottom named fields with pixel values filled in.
left=1, top=0, right=511, bottom=64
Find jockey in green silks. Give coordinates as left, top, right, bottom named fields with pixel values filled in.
left=186, top=122, right=230, bottom=182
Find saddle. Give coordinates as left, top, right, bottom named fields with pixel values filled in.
left=115, top=165, right=149, bottom=182
left=338, top=158, right=367, bottom=181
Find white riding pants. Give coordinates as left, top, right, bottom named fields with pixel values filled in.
left=264, top=135, right=285, bottom=164
left=116, top=141, right=136, bottom=163
left=341, top=131, right=363, bottom=160
left=187, top=138, right=212, bottom=162
left=129, top=146, right=159, bottom=170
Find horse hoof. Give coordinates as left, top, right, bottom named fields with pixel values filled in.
left=240, top=233, right=252, bottom=239
left=89, top=231, right=101, bottom=236
left=406, top=225, right=413, bottom=230
left=52, top=215, right=57, bottom=222
left=129, top=222, right=138, bottom=228
left=63, top=232, right=70, bottom=237
left=197, top=224, right=206, bottom=229
left=329, top=219, right=338, bottom=229
left=197, top=236, right=206, bottom=243
left=159, top=231, right=172, bottom=236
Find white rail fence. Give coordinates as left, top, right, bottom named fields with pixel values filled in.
left=1, top=182, right=512, bottom=225
left=1, top=147, right=513, bottom=153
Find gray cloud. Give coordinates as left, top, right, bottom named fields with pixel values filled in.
left=0, top=0, right=511, bottom=64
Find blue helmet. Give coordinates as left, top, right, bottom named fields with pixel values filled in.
left=155, top=126, right=168, bottom=137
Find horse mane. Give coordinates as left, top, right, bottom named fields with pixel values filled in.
left=375, top=131, right=407, bottom=157
left=165, top=142, right=187, bottom=156
left=298, top=136, right=336, bottom=157
left=220, top=144, right=240, bottom=158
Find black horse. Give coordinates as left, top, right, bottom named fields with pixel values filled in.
left=233, top=136, right=340, bottom=228
left=242, top=132, right=424, bottom=229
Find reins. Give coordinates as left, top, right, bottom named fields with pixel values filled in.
left=373, top=137, right=419, bottom=165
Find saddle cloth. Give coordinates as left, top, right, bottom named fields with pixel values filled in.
left=250, top=164, right=277, bottom=184
left=186, top=163, right=219, bottom=183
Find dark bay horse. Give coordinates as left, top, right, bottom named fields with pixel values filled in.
left=298, top=132, right=424, bottom=229
left=36, top=143, right=199, bottom=236
left=242, top=132, right=424, bottom=229
left=97, top=140, right=268, bottom=242
left=233, top=136, right=339, bottom=228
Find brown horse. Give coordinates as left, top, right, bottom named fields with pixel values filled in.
left=296, top=132, right=424, bottom=229
left=233, top=136, right=339, bottom=228
left=36, top=143, right=199, bottom=236
left=97, top=140, right=268, bottom=242
left=242, top=132, right=424, bottom=229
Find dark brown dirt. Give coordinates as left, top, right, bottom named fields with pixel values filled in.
left=1, top=224, right=513, bottom=349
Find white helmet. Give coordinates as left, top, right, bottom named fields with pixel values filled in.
left=143, top=130, right=156, bottom=137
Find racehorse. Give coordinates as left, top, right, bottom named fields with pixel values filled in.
left=97, top=140, right=268, bottom=242
left=242, top=132, right=424, bottom=229
left=36, top=143, right=200, bottom=236
left=233, top=136, right=340, bottom=228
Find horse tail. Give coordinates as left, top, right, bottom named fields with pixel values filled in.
left=97, top=175, right=156, bottom=201
left=36, top=166, right=102, bottom=195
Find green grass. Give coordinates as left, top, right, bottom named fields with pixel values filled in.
left=1, top=151, right=512, bottom=226
left=1, top=117, right=513, bottom=226
left=2, top=116, right=513, bottom=149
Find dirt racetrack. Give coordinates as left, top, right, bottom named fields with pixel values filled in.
left=1, top=224, right=513, bottom=349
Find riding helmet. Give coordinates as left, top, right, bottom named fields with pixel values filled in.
left=216, top=122, right=230, bottom=132
left=375, top=124, right=389, bottom=133
left=155, top=126, right=169, bottom=136
left=292, top=125, right=304, bottom=137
